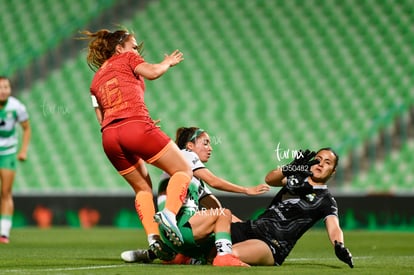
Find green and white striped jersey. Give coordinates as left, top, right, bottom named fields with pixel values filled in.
left=0, top=96, right=29, bottom=155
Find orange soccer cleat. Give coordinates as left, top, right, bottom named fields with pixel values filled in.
left=163, top=253, right=203, bottom=265
left=212, top=254, right=250, bottom=267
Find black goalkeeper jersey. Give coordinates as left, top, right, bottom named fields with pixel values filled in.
left=235, top=185, right=338, bottom=265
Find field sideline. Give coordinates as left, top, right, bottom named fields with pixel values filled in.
left=0, top=228, right=413, bottom=274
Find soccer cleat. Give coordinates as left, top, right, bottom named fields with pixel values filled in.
left=212, top=254, right=250, bottom=267
left=154, top=211, right=184, bottom=247
left=149, top=236, right=177, bottom=261
left=0, top=236, right=9, bottom=244
left=162, top=253, right=203, bottom=265
left=121, top=249, right=153, bottom=263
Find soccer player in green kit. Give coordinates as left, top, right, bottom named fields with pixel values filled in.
left=0, top=76, right=31, bottom=244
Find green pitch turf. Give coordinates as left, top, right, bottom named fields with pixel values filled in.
left=0, top=227, right=413, bottom=274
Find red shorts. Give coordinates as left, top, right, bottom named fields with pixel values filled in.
left=102, top=117, right=171, bottom=175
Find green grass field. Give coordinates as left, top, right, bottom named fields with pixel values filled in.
left=0, top=228, right=413, bottom=274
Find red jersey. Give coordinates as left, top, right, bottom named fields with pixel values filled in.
left=90, top=52, right=149, bottom=128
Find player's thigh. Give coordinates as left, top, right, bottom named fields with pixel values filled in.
left=0, top=154, right=16, bottom=192
left=151, top=142, right=192, bottom=177
left=0, top=169, right=15, bottom=195
left=122, top=168, right=152, bottom=193
left=188, top=213, right=218, bottom=241
left=233, top=239, right=274, bottom=266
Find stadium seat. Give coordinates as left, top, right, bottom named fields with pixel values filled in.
left=0, top=0, right=118, bottom=75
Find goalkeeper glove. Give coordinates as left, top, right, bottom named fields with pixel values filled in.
left=282, top=149, right=319, bottom=178
left=334, top=240, right=354, bottom=268
left=286, top=175, right=314, bottom=196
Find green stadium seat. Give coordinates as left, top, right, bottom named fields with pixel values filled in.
left=0, top=0, right=118, bottom=75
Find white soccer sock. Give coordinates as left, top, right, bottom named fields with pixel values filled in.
left=0, top=216, right=12, bottom=238
left=215, top=238, right=233, bottom=255
left=147, top=234, right=157, bottom=245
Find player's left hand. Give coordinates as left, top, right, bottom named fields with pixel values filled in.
left=334, top=240, right=354, bottom=268
left=165, top=50, right=184, bottom=67
left=246, top=183, right=270, bottom=195
left=282, top=149, right=319, bottom=178
left=17, top=152, right=27, bottom=161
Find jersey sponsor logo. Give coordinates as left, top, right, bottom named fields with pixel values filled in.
left=274, top=208, right=286, bottom=221
left=192, top=156, right=200, bottom=165
left=305, top=193, right=316, bottom=202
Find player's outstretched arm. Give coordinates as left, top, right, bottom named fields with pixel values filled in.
left=135, top=50, right=183, bottom=80
left=195, top=168, right=269, bottom=195
left=326, top=216, right=354, bottom=268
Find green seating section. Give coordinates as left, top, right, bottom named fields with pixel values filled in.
left=10, top=0, right=414, bottom=194
left=350, top=140, right=414, bottom=193
left=0, top=0, right=117, bottom=76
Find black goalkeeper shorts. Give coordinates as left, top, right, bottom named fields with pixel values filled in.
left=231, top=221, right=283, bottom=266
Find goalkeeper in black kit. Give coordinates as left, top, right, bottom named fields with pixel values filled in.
left=231, top=148, right=354, bottom=268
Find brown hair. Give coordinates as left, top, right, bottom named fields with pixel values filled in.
left=175, top=127, right=206, bottom=149
left=78, top=28, right=143, bottom=71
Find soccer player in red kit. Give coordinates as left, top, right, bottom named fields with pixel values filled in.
left=80, top=28, right=191, bottom=260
